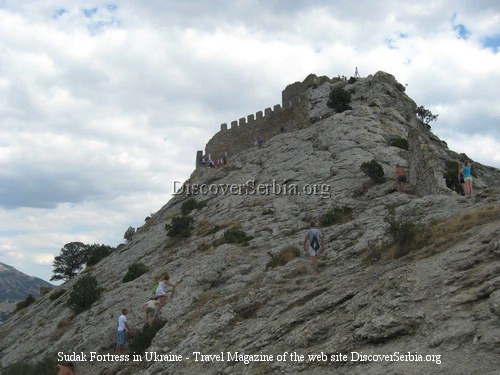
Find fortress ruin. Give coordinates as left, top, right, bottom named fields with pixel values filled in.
left=195, top=75, right=332, bottom=167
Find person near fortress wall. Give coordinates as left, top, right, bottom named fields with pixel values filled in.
left=57, top=362, right=75, bottom=375
left=116, top=308, right=131, bottom=354
left=303, top=223, right=325, bottom=275
left=395, top=164, right=407, bottom=192
left=256, top=135, right=265, bottom=146
left=461, top=160, right=474, bottom=197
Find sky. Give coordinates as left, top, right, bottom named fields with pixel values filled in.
left=0, top=0, right=499, bottom=283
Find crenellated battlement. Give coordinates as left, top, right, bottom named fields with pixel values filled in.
left=218, top=98, right=303, bottom=132
left=198, top=95, right=311, bottom=166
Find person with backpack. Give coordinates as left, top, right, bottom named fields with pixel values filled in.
left=303, top=222, right=324, bottom=275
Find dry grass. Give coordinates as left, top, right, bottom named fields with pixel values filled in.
left=373, top=205, right=500, bottom=262
left=48, top=315, right=75, bottom=341
left=266, top=245, right=301, bottom=269
left=412, top=204, right=500, bottom=259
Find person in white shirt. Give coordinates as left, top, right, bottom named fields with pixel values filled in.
left=303, top=222, right=325, bottom=275
left=155, top=274, right=178, bottom=306
left=116, top=308, right=131, bottom=353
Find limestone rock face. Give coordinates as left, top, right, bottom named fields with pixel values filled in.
left=1, top=72, right=500, bottom=375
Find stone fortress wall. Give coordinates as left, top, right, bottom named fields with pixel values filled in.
left=198, top=92, right=311, bottom=166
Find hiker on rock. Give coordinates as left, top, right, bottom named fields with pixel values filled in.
left=155, top=274, right=178, bottom=306
left=395, top=164, right=407, bottom=192
left=461, top=160, right=474, bottom=197
left=142, top=298, right=162, bottom=326
left=304, top=222, right=324, bottom=275
left=116, top=308, right=131, bottom=354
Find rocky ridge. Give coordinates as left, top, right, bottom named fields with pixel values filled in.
left=0, top=72, right=499, bottom=375
left=0, top=262, right=53, bottom=302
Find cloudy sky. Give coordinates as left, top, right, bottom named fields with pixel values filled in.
left=1, top=0, right=499, bottom=283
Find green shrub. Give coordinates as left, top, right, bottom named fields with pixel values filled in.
left=319, top=206, right=353, bottom=226
left=360, top=160, right=385, bottom=183
left=85, top=244, right=114, bottom=266
left=15, top=294, right=35, bottom=311
left=123, top=226, right=136, bottom=242
left=347, top=76, right=357, bottom=84
left=68, top=275, right=103, bottom=313
left=266, top=246, right=301, bottom=269
left=327, top=87, right=352, bottom=112
left=262, top=208, right=274, bottom=215
left=129, top=318, right=166, bottom=354
left=444, top=160, right=461, bottom=193
left=391, top=137, right=408, bottom=150
left=213, top=226, right=253, bottom=247
left=49, top=288, right=66, bottom=301
left=385, top=212, right=417, bottom=258
left=416, top=105, right=439, bottom=125
left=181, top=198, right=207, bottom=215
left=197, top=242, right=211, bottom=252
left=165, top=215, right=194, bottom=238
left=122, top=262, right=149, bottom=283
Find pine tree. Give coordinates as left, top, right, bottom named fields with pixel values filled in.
left=50, top=242, right=89, bottom=281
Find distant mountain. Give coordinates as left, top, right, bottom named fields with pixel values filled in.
left=0, top=263, right=53, bottom=302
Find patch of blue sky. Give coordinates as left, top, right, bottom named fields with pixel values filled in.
left=87, top=18, right=119, bottom=35
left=80, top=5, right=120, bottom=35
left=385, top=32, right=408, bottom=50
left=385, top=37, right=397, bottom=49
left=53, top=8, right=67, bottom=18
left=454, top=24, right=469, bottom=40
left=83, top=7, right=98, bottom=17
left=451, top=12, right=469, bottom=40
left=481, top=34, right=500, bottom=53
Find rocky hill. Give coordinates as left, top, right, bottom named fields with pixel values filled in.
left=0, top=262, right=53, bottom=302
left=1, top=72, right=499, bottom=375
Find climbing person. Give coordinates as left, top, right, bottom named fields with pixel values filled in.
left=461, top=160, right=474, bottom=197
left=142, top=298, right=162, bottom=327
left=155, top=274, right=178, bottom=306
left=395, top=164, right=407, bottom=192
left=116, top=308, right=131, bottom=354
left=57, top=362, right=75, bottom=375
left=303, top=222, right=324, bottom=275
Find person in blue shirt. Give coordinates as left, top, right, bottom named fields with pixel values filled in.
left=461, top=160, right=474, bottom=197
